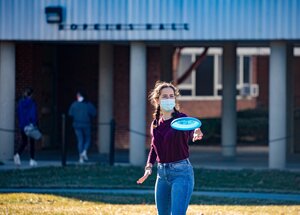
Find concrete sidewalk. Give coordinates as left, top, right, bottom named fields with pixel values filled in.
left=1, top=188, right=300, bottom=202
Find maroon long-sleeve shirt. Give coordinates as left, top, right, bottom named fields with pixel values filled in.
left=147, top=113, right=193, bottom=165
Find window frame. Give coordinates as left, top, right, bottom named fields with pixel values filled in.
left=177, top=47, right=257, bottom=101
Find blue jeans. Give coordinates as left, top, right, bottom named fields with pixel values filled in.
left=155, top=159, right=194, bottom=215
left=74, top=127, right=91, bottom=154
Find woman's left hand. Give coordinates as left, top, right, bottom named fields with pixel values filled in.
left=192, top=128, right=203, bottom=142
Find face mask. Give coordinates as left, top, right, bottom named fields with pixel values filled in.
left=77, top=96, right=84, bottom=102
left=160, top=99, right=175, bottom=112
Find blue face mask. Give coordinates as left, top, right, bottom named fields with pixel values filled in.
left=77, top=96, right=84, bottom=102
left=160, top=99, right=175, bottom=112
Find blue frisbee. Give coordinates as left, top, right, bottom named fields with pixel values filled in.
left=171, top=117, right=202, bottom=131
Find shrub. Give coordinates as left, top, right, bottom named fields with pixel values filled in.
left=199, top=109, right=268, bottom=145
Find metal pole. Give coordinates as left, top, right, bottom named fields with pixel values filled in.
left=109, top=119, right=116, bottom=166
left=61, top=114, right=66, bottom=166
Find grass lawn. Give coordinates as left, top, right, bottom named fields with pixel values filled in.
left=0, top=164, right=300, bottom=194
left=1, top=193, right=300, bottom=215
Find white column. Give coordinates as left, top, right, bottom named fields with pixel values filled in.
left=0, top=42, right=16, bottom=160
left=98, top=44, right=114, bottom=154
left=269, top=42, right=287, bottom=169
left=130, top=42, right=146, bottom=166
left=221, top=43, right=237, bottom=157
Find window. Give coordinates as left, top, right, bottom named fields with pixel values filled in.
left=177, top=48, right=257, bottom=99
left=177, top=54, right=193, bottom=96
left=195, top=55, right=214, bottom=96
left=237, top=55, right=251, bottom=87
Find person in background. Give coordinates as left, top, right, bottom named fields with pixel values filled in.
left=137, top=81, right=203, bottom=215
left=14, top=87, right=39, bottom=167
left=68, top=90, right=96, bottom=164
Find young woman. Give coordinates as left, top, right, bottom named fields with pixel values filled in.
left=137, top=81, right=203, bottom=215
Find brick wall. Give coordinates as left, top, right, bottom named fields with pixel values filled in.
left=146, top=47, right=161, bottom=147
left=16, top=44, right=37, bottom=100
left=256, top=56, right=269, bottom=108
left=113, top=45, right=130, bottom=149
left=180, top=99, right=257, bottom=119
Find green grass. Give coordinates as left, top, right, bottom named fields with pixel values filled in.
left=1, top=193, right=300, bottom=215
left=0, top=164, right=300, bottom=194
left=1, top=166, right=300, bottom=214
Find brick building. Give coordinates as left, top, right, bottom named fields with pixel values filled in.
left=1, top=0, right=300, bottom=168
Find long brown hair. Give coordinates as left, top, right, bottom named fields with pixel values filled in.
left=148, top=81, right=180, bottom=127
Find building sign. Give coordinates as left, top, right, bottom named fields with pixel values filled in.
left=58, top=23, right=189, bottom=31
left=45, top=6, right=189, bottom=32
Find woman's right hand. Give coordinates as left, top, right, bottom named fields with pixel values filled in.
left=137, top=163, right=152, bottom=184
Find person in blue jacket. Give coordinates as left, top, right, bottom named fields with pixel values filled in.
left=68, top=90, right=96, bottom=163
left=14, top=87, right=39, bottom=167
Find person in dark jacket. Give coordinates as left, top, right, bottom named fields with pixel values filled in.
left=14, top=87, right=39, bottom=167
left=68, top=91, right=96, bottom=163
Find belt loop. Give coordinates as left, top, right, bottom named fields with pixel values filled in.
left=186, top=158, right=191, bottom=164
